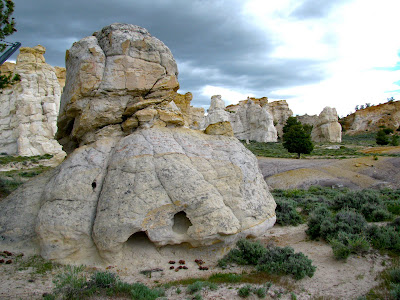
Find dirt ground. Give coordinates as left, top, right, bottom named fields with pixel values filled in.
left=258, top=146, right=400, bottom=190
left=0, top=224, right=391, bottom=300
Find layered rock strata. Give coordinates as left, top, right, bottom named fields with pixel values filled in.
left=0, top=45, right=65, bottom=158
left=340, top=101, right=400, bottom=135
left=0, top=23, right=276, bottom=265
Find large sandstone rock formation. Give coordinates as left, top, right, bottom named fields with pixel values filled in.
left=0, top=23, right=276, bottom=266
left=229, top=98, right=277, bottom=143
left=340, top=101, right=400, bottom=135
left=0, top=46, right=66, bottom=158
left=311, top=107, right=342, bottom=143
left=173, top=92, right=205, bottom=130
left=266, top=100, right=293, bottom=138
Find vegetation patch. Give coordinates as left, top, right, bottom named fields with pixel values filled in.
left=218, top=239, right=316, bottom=280
left=47, top=267, right=165, bottom=300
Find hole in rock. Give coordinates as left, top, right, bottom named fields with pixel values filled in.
left=92, top=181, right=97, bottom=190
left=172, top=211, right=192, bottom=234
left=126, top=231, right=152, bottom=247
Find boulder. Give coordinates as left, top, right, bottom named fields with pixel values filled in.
left=311, top=107, right=342, bottom=143
left=205, top=121, right=234, bottom=136
left=0, top=45, right=66, bottom=159
left=56, top=23, right=182, bottom=153
left=0, top=23, right=276, bottom=266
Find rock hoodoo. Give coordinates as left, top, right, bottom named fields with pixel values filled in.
left=203, top=95, right=234, bottom=136
left=0, top=46, right=66, bottom=158
left=228, top=97, right=278, bottom=143
left=0, top=23, right=276, bottom=265
left=266, top=100, right=293, bottom=138
left=311, top=107, right=342, bottom=143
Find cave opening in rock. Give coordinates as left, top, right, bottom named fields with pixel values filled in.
left=126, top=231, right=152, bottom=246
left=172, top=211, right=192, bottom=234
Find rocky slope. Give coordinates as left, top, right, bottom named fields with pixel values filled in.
left=341, top=100, right=400, bottom=135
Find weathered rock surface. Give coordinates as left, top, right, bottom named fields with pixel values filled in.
left=0, top=45, right=66, bottom=158
left=340, top=101, right=400, bottom=135
left=56, top=23, right=182, bottom=153
left=204, top=95, right=231, bottom=126
left=297, top=114, right=318, bottom=127
left=311, top=107, right=342, bottom=143
left=0, top=127, right=276, bottom=264
left=205, top=121, right=234, bottom=136
left=0, top=24, right=276, bottom=266
left=266, top=100, right=293, bottom=138
left=174, top=92, right=205, bottom=129
left=229, top=98, right=277, bottom=143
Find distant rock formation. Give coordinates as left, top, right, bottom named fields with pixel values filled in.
left=229, top=97, right=277, bottom=142
left=311, top=107, right=342, bottom=143
left=0, top=24, right=276, bottom=265
left=297, top=114, right=318, bottom=127
left=340, top=101, right=400, bottom=135
left=266, top=100, right=293, bottom=138
left=203, top=95, right=234, bottom=136
left=0, top=45, right=66, bottom=159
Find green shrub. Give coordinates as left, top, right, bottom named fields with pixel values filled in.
left=330, top=232, right=369, bottom=260
left=391, top=135, right=400, bottom=146
left=389, top=268, right=400, bottom=284
left=306, top=206, right=333, bottom=239
left=383, top=128, right=394, bottom=135
left=238, top=285, right=252, bottom=298
left=218, top=239, right=267, bottom=267
left=387, top=201, right=400, bottom=215
left=218, top=240, right=315, bottom=280
left=256, top=246, right=316, bottom=279
left=366, top=225, right=400, bottom=252
left=186, top=281, right=217, bottom=294
left=376, top=130, right=389, bottom=145
left=255, top=287, right=267, bottom=298
left=275, top=198, right=303, bottom=226
left=53, top=265, right=87, bottom=300
left=91, top=271, right=118, bottom=288
left=333, top=190, right=382, bottom=211
left=129, top=283, right=165, bottom=300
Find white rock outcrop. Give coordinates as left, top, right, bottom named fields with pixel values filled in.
left=0, top=23, right=276, bottom=266
left=204, top=95, right=231, bottom=125
left=267, top=100, right=293, bottom=138
left=229, top=98, right=278, bottom=142
left=311, top=107, right=342, bottom=143
left=0, top=46, right=66, bottom=158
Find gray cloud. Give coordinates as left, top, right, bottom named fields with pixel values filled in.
left=290, top=0, right=348, bottom=19
left=7, top=0, right=335, bottom=108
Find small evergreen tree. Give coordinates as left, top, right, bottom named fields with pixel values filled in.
left=376, top=130, right=389, bottom=145
left=390, top=135, right=399, bottom=146
left=283, top=116, right=301, bottom=134
left=283, top=123, right=314, bottom=159
left=0, top=0, right=17, bottom=52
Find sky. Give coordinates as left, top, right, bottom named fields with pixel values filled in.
left=5, top=0, right=400, bottom=117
